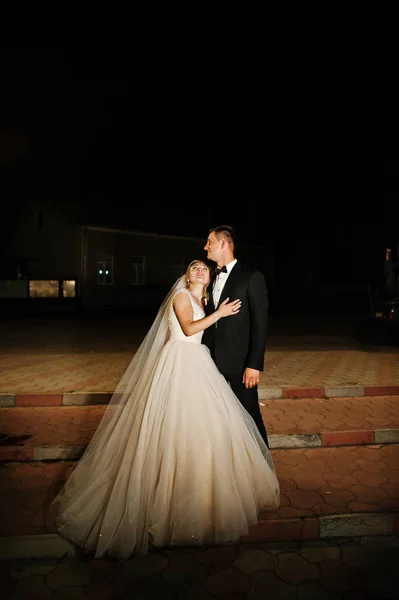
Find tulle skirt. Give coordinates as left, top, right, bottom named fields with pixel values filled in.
left=52, top=340, right=280, bottom=559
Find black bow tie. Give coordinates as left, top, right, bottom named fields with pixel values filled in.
left=214, top=266, right=227, bottom=276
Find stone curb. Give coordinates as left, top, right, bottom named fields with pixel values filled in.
left=1, top=512, right=398, bottom=559
left=1, top=429, right=398, bottom=461
left=1, top=384, right=399, bottom=406
left=258, top=385, right=399, bottom=400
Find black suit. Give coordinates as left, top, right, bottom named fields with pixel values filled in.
left=202, top=261, right=269, bottom=447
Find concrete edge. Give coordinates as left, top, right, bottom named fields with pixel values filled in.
left=268, top=434, right=322, bottom=449
left=1, top=385, right=399, bottom=406
left=33, top=445, right=87, bottom=461
left=0, top=534, right=75, bottom=560
left=318, top=512, right=397, bottom=538
left=243, top=511, right=398, bottom=543
left=0, top=395, right=16, bottom=407
left=1, top=512, right=398, bottom=559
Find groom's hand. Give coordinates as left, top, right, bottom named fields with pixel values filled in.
left=242, top=367, right=260, bottom=389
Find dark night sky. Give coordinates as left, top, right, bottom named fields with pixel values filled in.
left=1, top=46, right=398, bottom=249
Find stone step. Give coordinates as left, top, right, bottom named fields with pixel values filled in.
left=1, top=396, right=398, bottom=459
left=2, top=386, right=399, bottom=406
left=261, top=394, right=399, bottom=449
left=1, top=445, right=398, bottom=541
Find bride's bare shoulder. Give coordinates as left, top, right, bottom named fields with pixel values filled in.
left=172, top=287, right=190, bottom=302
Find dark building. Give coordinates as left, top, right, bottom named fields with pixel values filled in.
left=0, top=200, right=275, bottom=311
left=1, top=196, right=396, bottom=317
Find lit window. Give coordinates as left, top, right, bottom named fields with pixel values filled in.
left=132, top=256, right=145, bottom=285
left=62, top=280, right=76, bottom=298
left=29, top=280, right=59, bottom=298
left=386, top=248, right=392, bottom=261
left=97, top=255, right=113, bottom=285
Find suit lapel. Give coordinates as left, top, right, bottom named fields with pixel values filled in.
left=208, top=288, right=216, bottom=312
left=217, top=262, right=241, bottom=307
left=208, top=274, right=217, bottom=312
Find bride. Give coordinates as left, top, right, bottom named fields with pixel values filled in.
left=51, top=260, right=280, bottom=559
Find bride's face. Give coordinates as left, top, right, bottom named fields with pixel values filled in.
left=188, top=262, right=210, bottom=286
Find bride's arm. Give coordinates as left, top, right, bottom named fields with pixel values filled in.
left=173, top=292, right=241, bottom=337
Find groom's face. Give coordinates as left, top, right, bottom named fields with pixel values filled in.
left=204, top=232, right=222, bottom=263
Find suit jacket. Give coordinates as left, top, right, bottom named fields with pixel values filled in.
left=202, top=261, right=268, bottom=375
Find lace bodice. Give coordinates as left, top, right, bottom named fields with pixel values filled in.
left=168, top=288, right=205, bottom=344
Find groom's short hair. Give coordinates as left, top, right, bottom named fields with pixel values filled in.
left=209, top=225, right=237, bottom=248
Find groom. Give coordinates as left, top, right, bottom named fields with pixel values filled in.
left=203, top=225, right=269, bottom=448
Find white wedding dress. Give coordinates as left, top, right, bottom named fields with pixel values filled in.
left=53, top=287, right=279, bottom=559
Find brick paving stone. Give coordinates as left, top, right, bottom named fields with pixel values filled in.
left=45, top=556, right=94, bottom=589
left=382, top=482, right=399, bottom=499
left=233, top=548, right=278, bottom=573
left=367, top=568, right=399, bottom=600
left=296, top=581, right=340, bottom=599
left=83, top=558, right=126, bottom=600
left=123, top=573, right=177, bottom=599
left=175, top=582, right=215, bottom=600
left=122, top=551, right=168, bottom=577
left=299, top=540, right=342, bottom=563
left=258, top=540, right=300, bottom=553
left=248, top=571, right=296, bottom=599
left=340, top=544, right=369, bottom=570
left=9, top=557, right=58, bottom=578
left=165, top=545, right=238, bottom=572
left=203, top=567, right=251, bottom=597
left=275, top=551, right=320, bottom=584
left=319, top=488, right=358, bottom=508
left=6, top=575, right=54, bottom=599
left=360, top=534, right=399, bottom=551
left=53, top=587, right=88, bottom=600
left=284, top=489, right=324, bottom=510
left=319, top=558, right=365, bottom=594
left=84, top=580, right=125, bottom=600
left=352, top=470, right=388, bottom=487
left=161, top=552, right=208, bottom=585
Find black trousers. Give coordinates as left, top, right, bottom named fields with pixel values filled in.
left=222, top=372, right=269, bottom=449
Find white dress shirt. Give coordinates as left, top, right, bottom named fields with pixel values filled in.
left=213, top=259, right=237, bottom=307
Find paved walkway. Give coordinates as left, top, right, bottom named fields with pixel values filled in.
left=3, top=536, right=399, bottom=599
left=0, top=315, right=398, bottom=395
